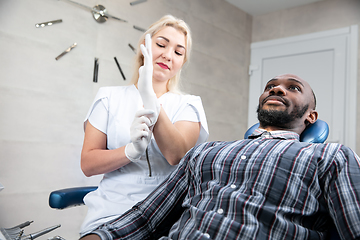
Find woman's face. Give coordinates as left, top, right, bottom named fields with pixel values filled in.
left=151, top=26, right=186, bottom=82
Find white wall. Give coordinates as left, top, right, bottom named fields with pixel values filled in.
left=0, top=0, right=251, bottom=238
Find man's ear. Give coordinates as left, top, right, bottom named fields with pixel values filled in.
left=305, top=110, right=318, bottom=125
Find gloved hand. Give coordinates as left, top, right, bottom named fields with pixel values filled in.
left=125, top=109, right=155, bottom=162
left=138, top=33, right=161, bottom=126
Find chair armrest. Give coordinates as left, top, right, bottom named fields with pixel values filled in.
left=49, top=186, right=98, bottom=209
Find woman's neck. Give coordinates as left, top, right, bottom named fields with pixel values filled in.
left=152, top=80, right=169, bottom=98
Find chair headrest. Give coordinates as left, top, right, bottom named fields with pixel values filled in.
left=244, top=119, right=329, bottom=144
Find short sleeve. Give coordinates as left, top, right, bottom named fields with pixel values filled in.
left=175, top=104, right=198, bottom=123
left=87, top=100, right=108, bottom=134
left=84, top=87, right=111, bottom=134
left=173, top=95, right=209, bottom=145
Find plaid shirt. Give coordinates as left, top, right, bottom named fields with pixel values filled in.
left=91, top=130, right=360, bottom=240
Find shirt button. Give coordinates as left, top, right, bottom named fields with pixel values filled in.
left=217, top=208, right=224, bottom=214
left=204, top=233, right=210, bottom=238
left=241, top=155, right=246, bottom=160
left=230, top=184, right=236, bottom=189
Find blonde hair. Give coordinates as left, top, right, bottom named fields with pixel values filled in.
left=130, top=15, right=192, bottom=94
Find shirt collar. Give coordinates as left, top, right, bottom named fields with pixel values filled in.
left=249, top=128, right=300, bottom=141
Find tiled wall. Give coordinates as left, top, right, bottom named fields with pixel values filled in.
left=252, top=0, right=360, bottom=153
left=0, top=0, right=251, bottom=238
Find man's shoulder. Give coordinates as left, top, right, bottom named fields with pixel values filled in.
left=306, top=142, right=359, bottom=162
left=197, top=140, right=237, bottom=147
left=325, top=142, right=356, bottom=155
left=191, top=140, right=241, bottom=153
left=182, top=141, right=234, bottom=162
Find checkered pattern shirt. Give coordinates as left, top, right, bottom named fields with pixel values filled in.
left=90, top=129, right=360, bottom=240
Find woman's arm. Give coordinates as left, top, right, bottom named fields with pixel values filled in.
left=80, top=121, right=131, bottom=177
left=81, top=109, right=154, bottom=176
left=137, top=34, right=204, bottom=166
left=153, top=107, right=200, bottom=165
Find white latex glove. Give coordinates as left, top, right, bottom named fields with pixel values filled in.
left=138, top=33, right=161, bottom=126
left=125, top=109, right=155, bottom=162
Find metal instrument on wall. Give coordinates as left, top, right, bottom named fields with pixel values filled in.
left=55, top=43, right=77, bottom=61
left=35, top=19, right=62, bottom=28
left=93, top=57, right=99, bottom=83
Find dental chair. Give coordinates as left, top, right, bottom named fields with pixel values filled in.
left=243, top=119, right=329, bottom=143
left=49, top=119, right=341, bottom=240
left=49, top=186, right=97, bottom=209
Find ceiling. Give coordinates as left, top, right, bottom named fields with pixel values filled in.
left=225, top=0, right=326, bottom=16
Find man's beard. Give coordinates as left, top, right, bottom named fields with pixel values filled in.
left=257, top=104, right=309, bottom=128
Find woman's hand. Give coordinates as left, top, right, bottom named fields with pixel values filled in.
left=125, top=109, right=155, bottom=162
left=81, top=109, right=155, bottom=176
left=138, top=33, right=160, bottom=126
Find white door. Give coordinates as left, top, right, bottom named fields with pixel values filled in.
left=248, top=26, right=358, bottom=149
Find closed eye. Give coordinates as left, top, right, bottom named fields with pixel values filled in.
left=156, top=43, right=165, bottom=48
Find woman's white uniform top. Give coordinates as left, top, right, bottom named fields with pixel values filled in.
left=80, top=85, right=209, bottom=236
